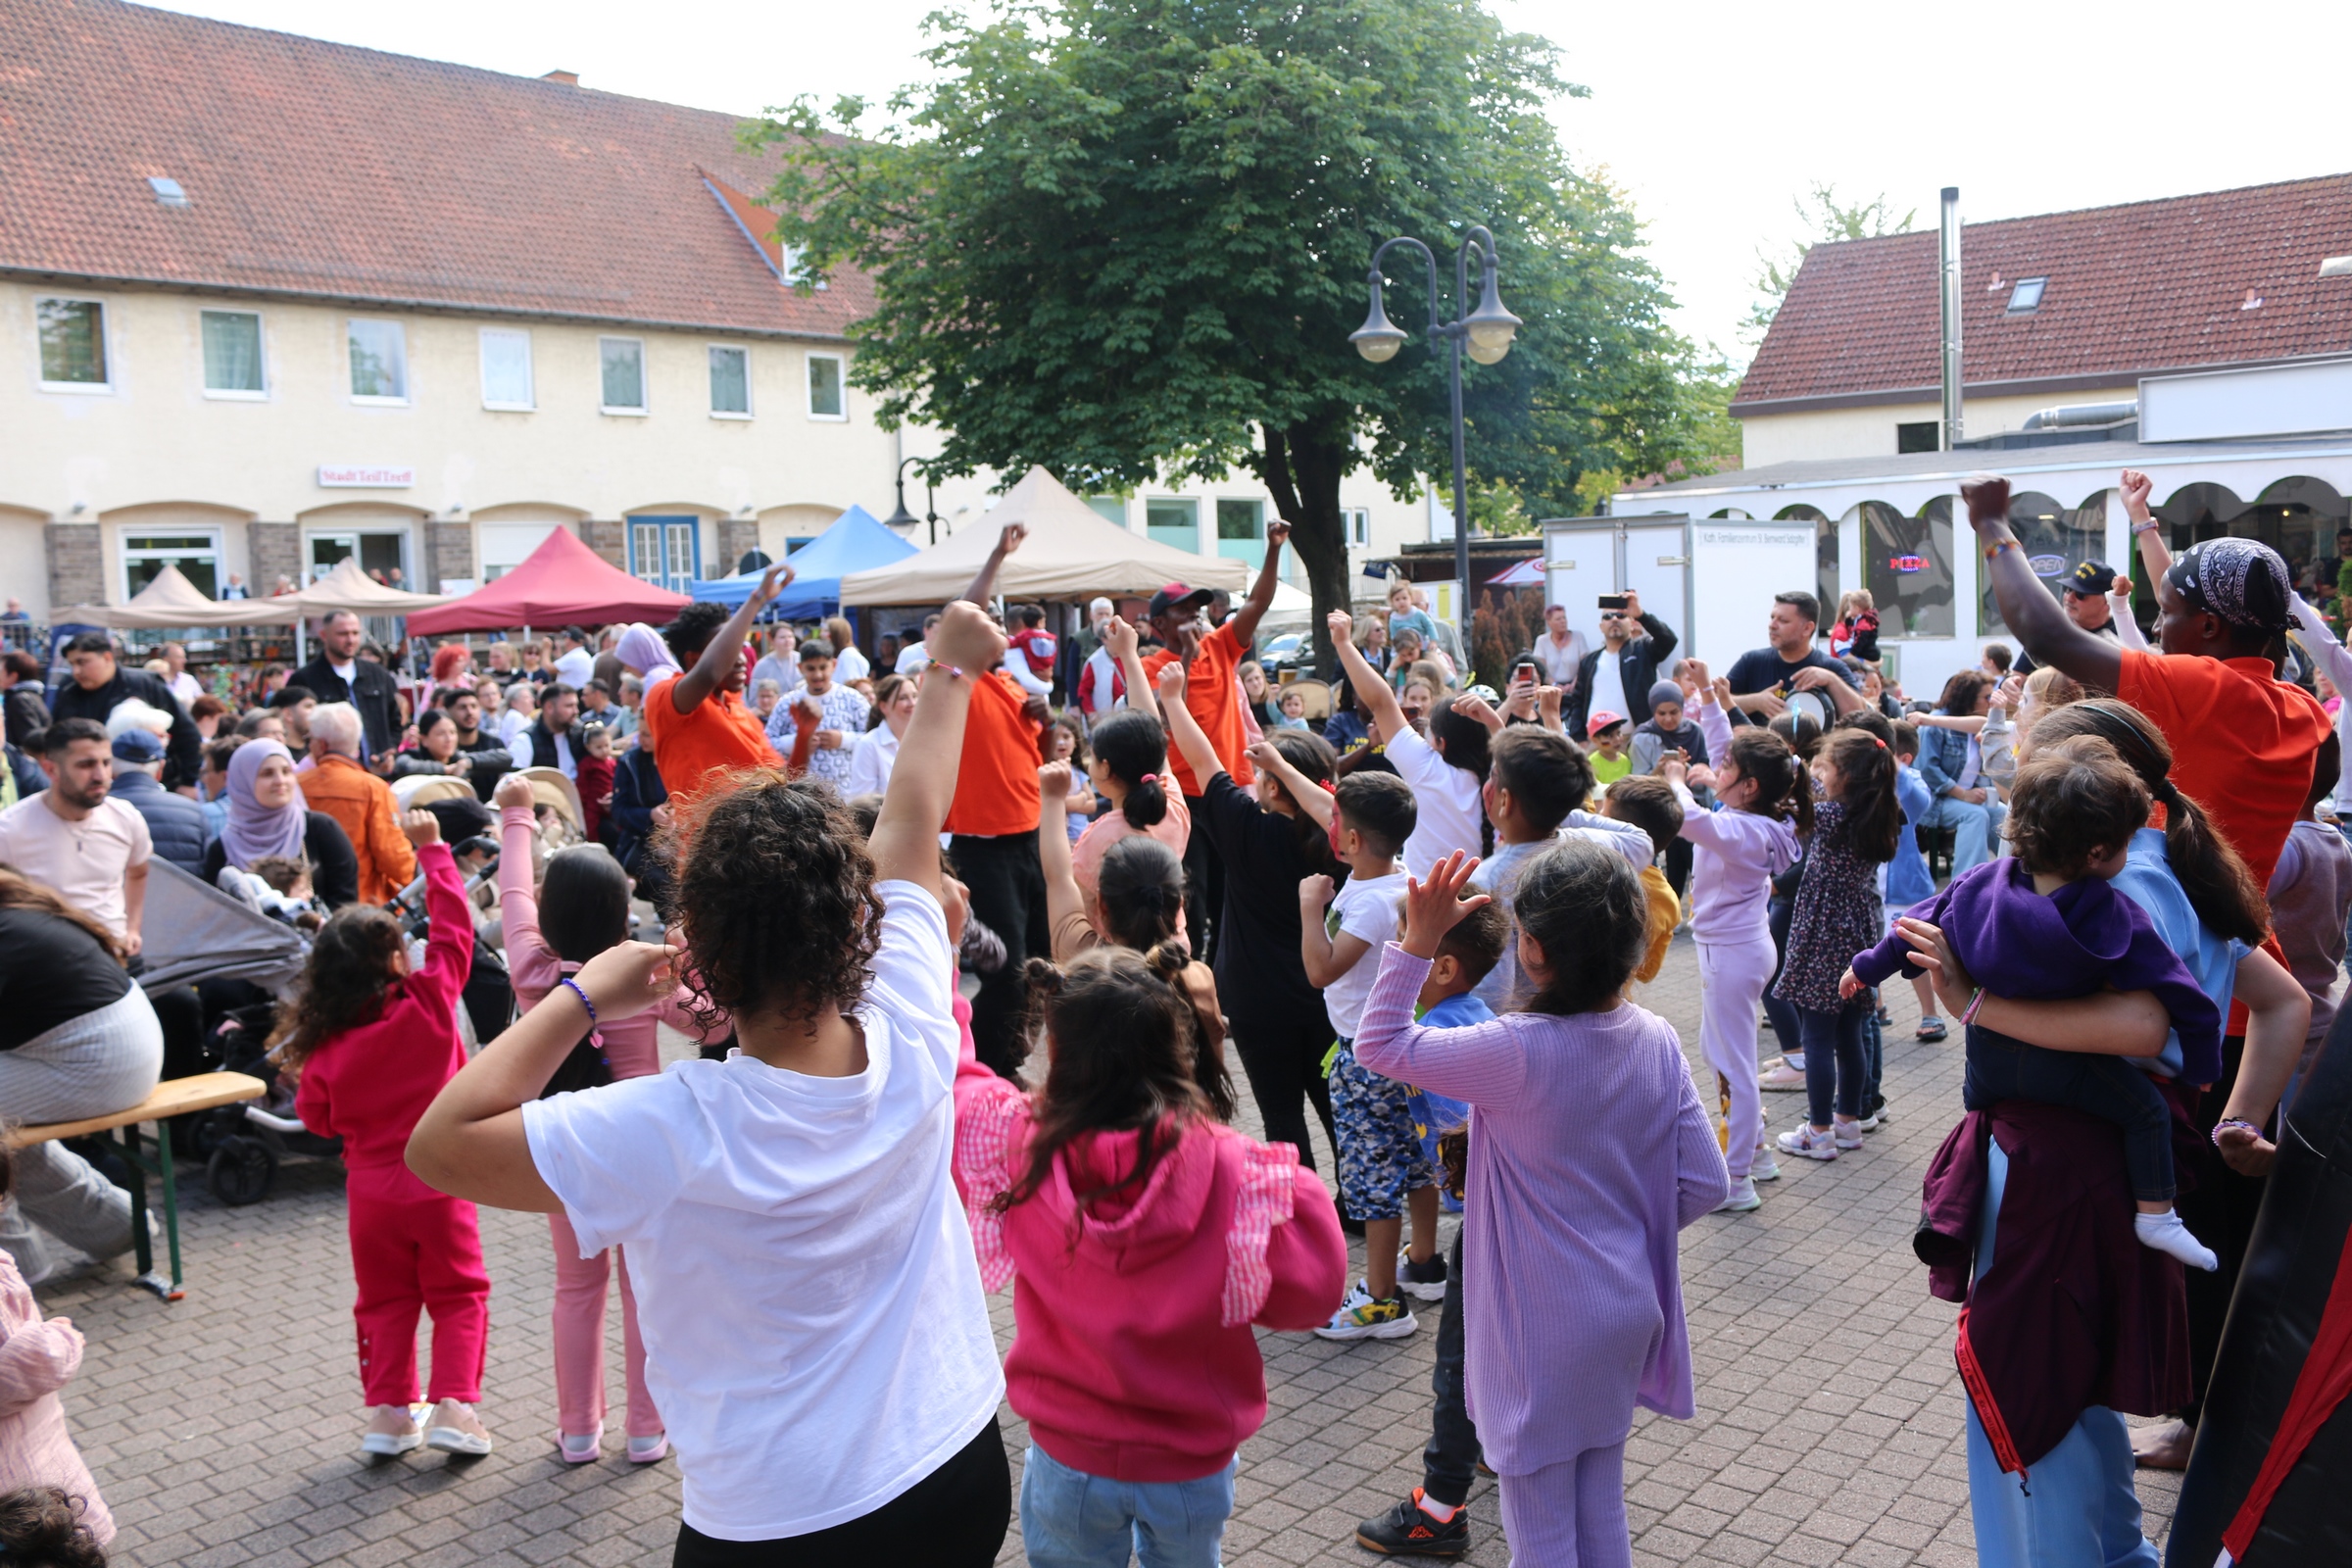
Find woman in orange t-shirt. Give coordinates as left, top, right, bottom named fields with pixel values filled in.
left=639, top=568, right=790, bottom=810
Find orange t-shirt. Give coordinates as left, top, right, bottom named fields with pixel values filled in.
left=2116, top=649, right=2327, bottom=889
left=1141, top=621, right=1255, bottom=797
left=944, top=671, right=1045, bottom=838
left=641, top=675, right=778, bottom=808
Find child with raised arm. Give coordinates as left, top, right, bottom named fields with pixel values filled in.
left=1329, top=610, right=1489, bottom=874
left=1355, top=845, right=1727, bottom=1564
left=1661, top=662, right=1808, bottom=1207
left=285, top=809, right=491, bottom=1458
left=407, top=602, right=1016, bottom=1564
left=1299, top=771, right=1446, bottom=1334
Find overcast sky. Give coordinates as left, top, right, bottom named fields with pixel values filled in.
left=149, top=0, right=2352, bottom=364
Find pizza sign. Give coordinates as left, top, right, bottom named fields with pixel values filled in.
left=1886, top=554, right=1927, bottom=573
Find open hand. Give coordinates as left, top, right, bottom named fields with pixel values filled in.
left=1745, top=689, right=1788, bottom=718
left=1400, top=850, right=1490, bottom=959
left=1788, top=665, right=1837, bottom=692
left=400, top=808, right=443, bottom=847
left=1895, top=916, right=1976, bottom=1017
left=493, top=773, right=535, bottom=810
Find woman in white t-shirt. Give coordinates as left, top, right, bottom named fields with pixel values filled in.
left=1328, top=610, right=1490, bottom=878
left=409, top=603, right=1014, bottom=1566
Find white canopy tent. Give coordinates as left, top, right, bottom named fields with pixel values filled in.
left=839, top=466, right=1250, bottom=605
left=286, top=558, right=450, bottom=616
left=54, top=564, right=299, bottom=629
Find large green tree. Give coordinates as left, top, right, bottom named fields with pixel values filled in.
left=750, top=0, right=1701, bottom=667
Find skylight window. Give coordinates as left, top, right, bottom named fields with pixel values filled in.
left=146, top=176, right=190, bottom=208
left=2323, top=256, right=2352, bottom=279
left=2006, top=276, right=2046, bottom=314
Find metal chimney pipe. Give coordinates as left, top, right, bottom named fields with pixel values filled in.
left=1939, top=186, right=1963, bottom=449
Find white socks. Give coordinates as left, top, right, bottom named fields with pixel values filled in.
left=2134, top=1209, right=2219, bottom=1271
left=1417, top=1493, right=1461, bottom=1523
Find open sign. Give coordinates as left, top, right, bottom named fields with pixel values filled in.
left=1886, top=554, right=1927, bottom=573
left=2030, top=554, right=2068, bottom=577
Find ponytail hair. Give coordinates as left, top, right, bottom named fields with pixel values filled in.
left=2028, top=700, right=2269, bottom=945
left=1089, top=710, right=1168, bottom=831
left=1096, top=834, right=1185, bottom=954
left=1143, top=939, right=1236, bottom=1120
left=1725, top=725, right=1813, bottom=837
left=1817, top=728, right=1900, bottom=863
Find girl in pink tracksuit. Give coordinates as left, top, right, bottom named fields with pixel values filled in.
left=1662, top=670, right=1809, bottom=1209
left=495, top=777, right=717, bottom=1465
left=954, top=945, right=1347, bottom=1568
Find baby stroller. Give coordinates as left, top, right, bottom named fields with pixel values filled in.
left=190, top=1003, right=342, bottom=1206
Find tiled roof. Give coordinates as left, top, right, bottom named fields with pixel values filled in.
left=1734, top=175, right=2352, bottom=416
left=0, top=0, right=869, bottom=338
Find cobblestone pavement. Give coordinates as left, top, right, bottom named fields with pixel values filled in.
left=42, top=934, right=2184, bottom=1566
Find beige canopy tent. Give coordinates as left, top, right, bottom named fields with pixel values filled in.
left=54, top=564, right=299, bottom=629
left=839, top=466, right=1250, bottom=606
left=286, top=559, right=451, bottom=615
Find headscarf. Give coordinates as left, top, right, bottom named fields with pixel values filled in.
left=614, top=622, right=681, bottom=686
left=2166, top=537, right=2292, bottom=636
left=221, top=739, right=309, bottom=868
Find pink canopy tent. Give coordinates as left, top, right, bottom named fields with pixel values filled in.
left=405, top=527, right=690, bottom=633
left=1487, top=557, right=1544, bottom=587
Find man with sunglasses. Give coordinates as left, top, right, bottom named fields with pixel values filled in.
left=1565, top=588, right=1677, bottom=739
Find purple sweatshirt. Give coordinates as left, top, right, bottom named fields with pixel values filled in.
left=1355, top=944, right=1728, bottom=1468
left=1850, top=858, right=2223, bottom=1086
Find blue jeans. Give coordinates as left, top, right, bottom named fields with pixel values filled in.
left=1763, top=894, right=1804, bottom=1061
left=1922, top=792, right=2008, bottom=875
left=1964, top=1028, right=2177, bottom=1201
left=1020, top=1445, right=1236, bottom=1568
left=1799, top=1001, right=1870, bottom=1126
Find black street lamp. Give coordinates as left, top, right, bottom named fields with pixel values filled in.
left=1350, top=224, right=1520, bottom=655
left=884, top=455, right=941, bottom=545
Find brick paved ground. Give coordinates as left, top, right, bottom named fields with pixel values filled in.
left=39, top=934, right=2185, bottom=1566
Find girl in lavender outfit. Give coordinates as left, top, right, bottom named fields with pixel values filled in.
left=1355, top=841, right=1728, bottom=1565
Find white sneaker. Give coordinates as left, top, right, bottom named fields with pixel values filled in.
left=1714, top=1176, right=1761, bottom=1212
left=1776, top=1124, right=1838, bottom=1161
left=1314, top=1278, right=1419, bottom=1341
left=1833, top=1117, right=1865, bottom=1150
left=1760, top=1059, right=1809, bottom=1091
left=424, top=1399, right=494, bottom=1456
left=1749, top=1150, right=1783, bottom=1183
left=361, top=1403, right=426, bottom=1457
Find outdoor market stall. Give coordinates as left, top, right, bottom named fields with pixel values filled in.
left=405, top=527, right=690, bottom=635
left=686, top=505, right=919, bottom=620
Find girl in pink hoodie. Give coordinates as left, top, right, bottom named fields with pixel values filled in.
left=955, top=946, right=1347, bottom=1568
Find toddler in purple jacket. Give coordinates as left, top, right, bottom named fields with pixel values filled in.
left=1844, top=742, right=2222, bottom=1270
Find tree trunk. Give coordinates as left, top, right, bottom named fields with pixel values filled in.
left=1259, top=416, right=1353, bottom=679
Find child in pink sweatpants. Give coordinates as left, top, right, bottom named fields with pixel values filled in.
left=496, top=782, right=720, bottom=1464
left=1663, top=672, right=1806, bottom=1208
left=291, top=814, right=494, bottom=1456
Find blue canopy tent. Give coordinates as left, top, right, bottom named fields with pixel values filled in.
left=685, top=506, right=918, bottom=621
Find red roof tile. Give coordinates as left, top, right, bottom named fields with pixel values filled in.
left=0, top=0, right=869, bottom=338
left=1733, top=174, right=2352, bottom=416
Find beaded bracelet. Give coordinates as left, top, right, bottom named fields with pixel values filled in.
left=558, top=976, right=597, bottom=1026
left=1984, top=538, right=2021, bottom=562
left=2210, top=1116, right=2261, bottom=1149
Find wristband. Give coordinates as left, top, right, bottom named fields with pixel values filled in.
left=2210, top=1116, right=2261, bottom=1149
left=1984, top=538, right=2020, bottom=562
left=558, top=976, right=598, bottom=1026
left=1960, top=986, right=1987, bottom=1026
left=2132, top=519, right=2162, bottom=536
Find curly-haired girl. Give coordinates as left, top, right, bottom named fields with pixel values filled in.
left=953, top=948, right=1345, bottom=1567
left=285, top=809, right=490, bottom=1459
left=409, top=601, right=1017, bottom=1564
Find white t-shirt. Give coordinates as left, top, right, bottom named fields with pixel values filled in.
left=1586, top=651, right=1629, bottom=731
left=833, top=643, right=870, bottom=683
left=895, top=641, right=932, bottom=676
left=556, top=648, right=596, bottom=687
left=168, top=671, right=202, bottom=708
left=1536, top=628, right=1587, bottom=688
left=1324, top=868, right=1407, bottom=1039
left=523, top=882, right=1002, bottom=1541
left=1385, top=724, right=1486, bottom=880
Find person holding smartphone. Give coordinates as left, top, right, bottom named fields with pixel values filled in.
left=1566, top=589, right=1677, bottom=740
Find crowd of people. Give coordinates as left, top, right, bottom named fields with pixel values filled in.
left=1, top=464, right=2348, bottom=1565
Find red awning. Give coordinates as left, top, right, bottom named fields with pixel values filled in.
left=406, top=527, right=690, bottom=633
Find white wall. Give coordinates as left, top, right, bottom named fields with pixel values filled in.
left=1739, top=387, right=2138, bottom=467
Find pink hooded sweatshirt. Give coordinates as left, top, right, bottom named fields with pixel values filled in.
left=954, top=1044, right=1347, bottom=1483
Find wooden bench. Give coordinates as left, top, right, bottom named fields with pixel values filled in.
left=10, top=1072, right=268, bottom=1300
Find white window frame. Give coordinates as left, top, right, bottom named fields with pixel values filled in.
left=708, top=344, right=754, bottom=419
left=34, top=296, right=113, bottom=394
left=119, top=527, right=224, bottom=602
left=477, top=326, right=536, bottom=411
left=199, top=308, right=268, bottom=401
left=600, top=335, right=649, bottom=416
left=1346, top=507, right=1371, bottom=547
left=806, top=351, right=848, bottom=420
left=346, top=318, right=410, bottom=405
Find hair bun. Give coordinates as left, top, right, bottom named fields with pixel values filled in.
left=1022, top=956, right=1065, bottom=995
left=1142, top=941, right=1191, bottom=983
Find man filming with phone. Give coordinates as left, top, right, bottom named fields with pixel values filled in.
left=1566, top=589, right=1677, bottom=738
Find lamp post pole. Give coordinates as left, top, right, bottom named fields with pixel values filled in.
left=1349, top=225, right=1520, bottom=660
left=885, top=456, right=940, bottom=545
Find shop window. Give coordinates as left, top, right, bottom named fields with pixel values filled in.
left=1977, top=490, right=2102, bottom=635
left=1860, top=500, right=1954, bottom=637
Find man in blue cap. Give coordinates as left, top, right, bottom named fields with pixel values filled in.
left=107, top=721, right=210, bottom=875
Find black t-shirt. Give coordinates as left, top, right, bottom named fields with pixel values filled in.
left=1726, top=647, right=1858, bottom=698
left=1199, top=772, right=1332, bottom=1034
left=199, top=810, right=361, bottom=910
left=0, top=906, right=133, bottom=1051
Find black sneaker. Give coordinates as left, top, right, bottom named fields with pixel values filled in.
left=1397, top=1249, right=1449, bottom=1301
left=1355, top=1492, right=1470, bottom=1557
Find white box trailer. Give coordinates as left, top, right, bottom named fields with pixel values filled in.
left=1541, top=514, right=1821, bottom=674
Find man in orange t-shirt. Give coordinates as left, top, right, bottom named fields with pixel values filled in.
left=641, top=564, right=788, bottom=812
left=1138, top=520, right=1291, bottom=961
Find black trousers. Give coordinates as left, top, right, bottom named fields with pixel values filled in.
left=672, top=1415, right=1009, bottom=1567
left=1228, top=1010, right=1337, bottom=1173
left=1422, top=1230, right=1482, bottom=1506
left=1664, top=837, right=1693, bottom=903
left=2180, top=1036, right=2268, bottom=1427
left=953, top=830, right=1048, bottom=1079
left=1179, top=794, right=1224, bottom=963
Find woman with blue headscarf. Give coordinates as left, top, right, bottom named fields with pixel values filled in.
left=199, top=738, right=362, bottom=909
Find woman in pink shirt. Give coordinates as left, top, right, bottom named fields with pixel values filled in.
left=492, top=773, right=718, bottom=1465
left=1069, top=709, right=1192, bottom=943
